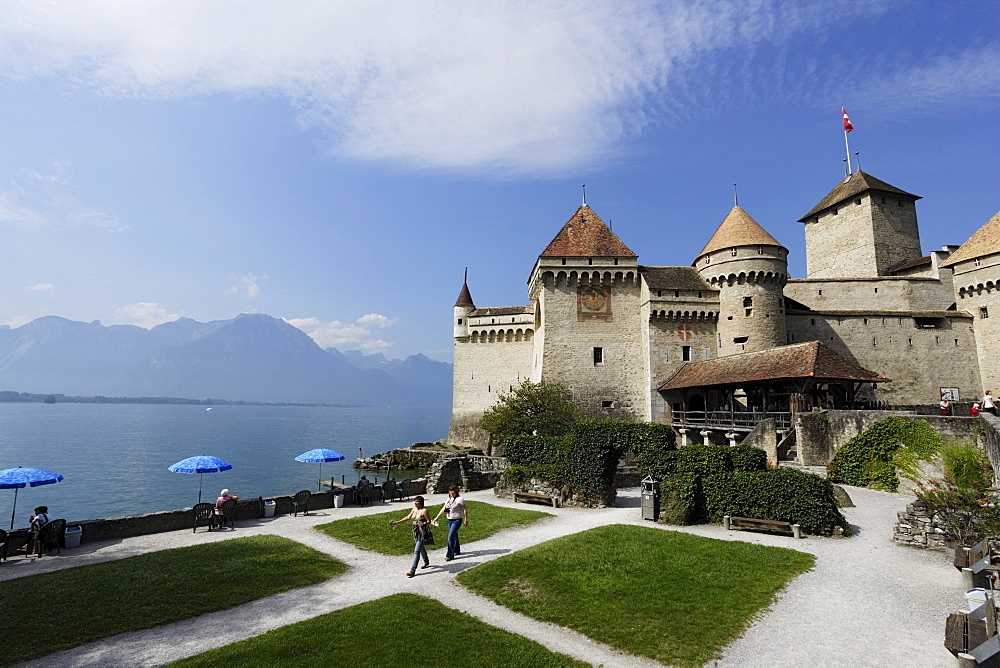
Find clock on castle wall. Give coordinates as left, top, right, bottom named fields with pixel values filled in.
left=577, top=285, right=612, bottom=322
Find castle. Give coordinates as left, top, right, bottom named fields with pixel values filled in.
left=448, top=168, right=1000, bottom=449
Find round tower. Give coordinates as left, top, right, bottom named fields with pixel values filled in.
left=454, top=270, right=475, bottom=339
left=695, top=206, right=788, bottom=356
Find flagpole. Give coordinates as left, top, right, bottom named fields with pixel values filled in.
left=844, top=129, right=852, bottom=176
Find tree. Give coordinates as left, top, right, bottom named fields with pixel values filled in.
left=479, top=380, right=585, bottom=445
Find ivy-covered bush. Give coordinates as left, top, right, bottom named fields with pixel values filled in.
left=659, top=472, right=700, bottom=524
left=627, top=422, right=677, bottom=479
left=729, top=444, right=768, bottom=472
left=565, top=421, right=629, bottom=497
left=666, top=444, right=734, bottom=477
left=702, top=469, right=850, bottom=536
left=503, top=435, right=564, bottom=468
left=826, top=416, right=944, bottom=491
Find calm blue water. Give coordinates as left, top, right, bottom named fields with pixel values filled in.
left=0, top=403, right=448, bottom=526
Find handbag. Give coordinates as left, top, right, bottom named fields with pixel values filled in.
left=423, top=524, right=435, bottom=546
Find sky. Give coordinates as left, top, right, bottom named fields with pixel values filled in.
left=0, top=1, right=997, bottom=362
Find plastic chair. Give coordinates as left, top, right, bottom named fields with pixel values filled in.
left=0, top=529, right=7, bottom=562
left=362, top=484, right=383, bottom=504
left=381, top=480, right=397, bottom=502
left=216, top=498, right=237, bottom=530
left=396, top=479, right=411, bottom=501
left=292, top=490, right=311, bottom=516
left=193, top=503, right=216, bottom=533
left=36, top=519, right=66, bottom=558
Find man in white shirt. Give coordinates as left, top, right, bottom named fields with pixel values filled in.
left=433, top=485, right=469, bottom=561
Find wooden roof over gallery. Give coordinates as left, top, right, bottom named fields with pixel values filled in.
left=657, top=341, right=889, bottom=391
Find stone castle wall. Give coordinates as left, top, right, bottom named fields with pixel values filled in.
left=535, top=272, right=648, bottom=419
left=448, top=335, right=533, bottom=446
left=785, top=312, right=981, bottom=405
left=785, top=276, right=954, bottom=312
left=953, top=258, right=1000, bottom=396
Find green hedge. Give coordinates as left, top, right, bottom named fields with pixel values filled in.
left=503, top=435, right=564, bottom=468
left=729, top=445, right=768, bottom=472
left=565, top=421, right=628, bottom=497
left=826, top=416, right=944, bottom=491
left=702, top=469, right=849, bottom=536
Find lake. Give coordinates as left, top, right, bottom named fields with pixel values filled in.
left=0, top=403, right=449, bottom=526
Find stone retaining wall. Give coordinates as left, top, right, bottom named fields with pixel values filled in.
left=892, top=499, right=949, bottom=551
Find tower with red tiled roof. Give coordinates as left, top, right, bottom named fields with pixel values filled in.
left=695, top=206, right=788, bottom=356
left=526, top=205, right=649, bottom=418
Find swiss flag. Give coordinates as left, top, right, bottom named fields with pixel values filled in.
left=842, top=106, right=854, bottom=132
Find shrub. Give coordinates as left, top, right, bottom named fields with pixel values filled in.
left=564, top=421, right=627, bottom=497
left=503, top=435, right=563, bottom=468
left=659, top=473, right=700, bottom=525
left=629, top=422, right=678, bottom=479
left=827, top=416, right=943, bottom=491
left=702, top=469, right=850, bottom=536
left=671, top=445, right=733, bottom=477
left=940, top=441, right=995, bottom=484
left=729, top=445, right=768, bottom=472
left=916, top=474, right=1000, bottom=546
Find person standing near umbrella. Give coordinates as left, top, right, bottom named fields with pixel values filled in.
left=390, top=496, right=433, bottom=577
left=433, top=485, right=468, bottom=562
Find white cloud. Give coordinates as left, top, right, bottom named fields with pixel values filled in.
left=0, top=0, right=922, bottom=175
left=285, top=313, right=397, bottom=350
left=356, top=313, right=398, bottom=328
left=113, top=302, right=183, bottom=328
left=25, top=282, right=55, bottom=292
left=0, top=162, right=123, bottom=230
left=228, top=272, right=265, bottom=299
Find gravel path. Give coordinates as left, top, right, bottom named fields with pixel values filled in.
left=6, top=486, right=964, bottom=667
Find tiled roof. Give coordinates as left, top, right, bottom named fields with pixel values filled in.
left=940, top=211, right=1000, bottom=267
left=469, top=306, right=534, bottom=317
left=640, top=266, right=717, bottom=292
left=540, top=206, right=637, bottom=258
left=657, top=341, right=889, bottom=391
left=696, top=206, right=785, bottom=257
left=454, top=281, right=474, bottom=308
left=799, top=171, right=920, bottom=221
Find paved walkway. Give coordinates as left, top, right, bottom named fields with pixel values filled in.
left=5, top=486, right=966, bottom=667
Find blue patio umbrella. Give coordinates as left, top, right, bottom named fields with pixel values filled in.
left=168, top=455, right=232, bottom=505
left=294, top=448, right=345, bottom=491
left=0, top=466, right=65, bottom=530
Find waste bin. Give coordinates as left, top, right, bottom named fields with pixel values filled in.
left=334, top=494, right=345, bottom=508
left=641, top=475, right=660, bottom=521
left=64, top=525, right=82, bottom=548
left=263, top=500, right=276, bottom=518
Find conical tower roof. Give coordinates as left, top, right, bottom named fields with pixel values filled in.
left=696, top=206, right=785, bottom=258
left=454, top=275, right=475, bottom=308
left=540, top=206, right=637, bottom=258
left=799, top=171, right=920, bottom=222
left=941, top=210, right=1000, bottom=268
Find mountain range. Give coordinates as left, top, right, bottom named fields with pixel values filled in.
left=0, top=313, right=452, bottom=407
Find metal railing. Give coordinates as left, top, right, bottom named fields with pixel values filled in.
left=671, top=410, right=793, bottom=431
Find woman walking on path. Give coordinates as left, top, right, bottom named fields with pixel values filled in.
left=434, top=485, right=469, bottom=562
left=391, top=495, right=433, bottom=577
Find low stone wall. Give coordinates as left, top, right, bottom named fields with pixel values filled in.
left=892, top=499, right=949, bottom=551
left=354, top=445, right=485, bottom=472
left=494, top=475, right=614, bottom=508
left=425, top=454, right=507, bottom=493
left=57, top=491, right=341, bottom=546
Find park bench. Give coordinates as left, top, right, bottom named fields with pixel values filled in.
left=725, top=515, right=802, bottom=539
left=514, top=491, right=559, bottom=508
left=945, top=596, right=1000, bottom=666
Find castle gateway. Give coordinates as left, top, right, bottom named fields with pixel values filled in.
left=448, top=170, right=1000, bottom=449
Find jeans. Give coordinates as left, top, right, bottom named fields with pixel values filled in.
left=446, top=518, right=462, bottom=558
left=410, top=539, right=428, bottom=573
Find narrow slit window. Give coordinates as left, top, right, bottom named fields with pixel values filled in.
left=682, top=345, right=691, bottom=362
left=593, top=347, right=603, bottom=365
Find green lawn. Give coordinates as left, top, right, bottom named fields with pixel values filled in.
left=3, top=535, right=347, bottom=664
left=457, top=524, right=815, bottom=666
left=173, top=593, right=586, bottom=667
left=315, top=500, right=552, bottom=555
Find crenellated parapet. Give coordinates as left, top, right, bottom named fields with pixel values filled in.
left=649, top=309, right=718, bottom=322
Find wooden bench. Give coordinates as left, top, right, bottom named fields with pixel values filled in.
left=514, top=491, right=558, bottom=508
left=946, top=596, right=1000, bottom=666
left=725, top=515, right=802, bottom=539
